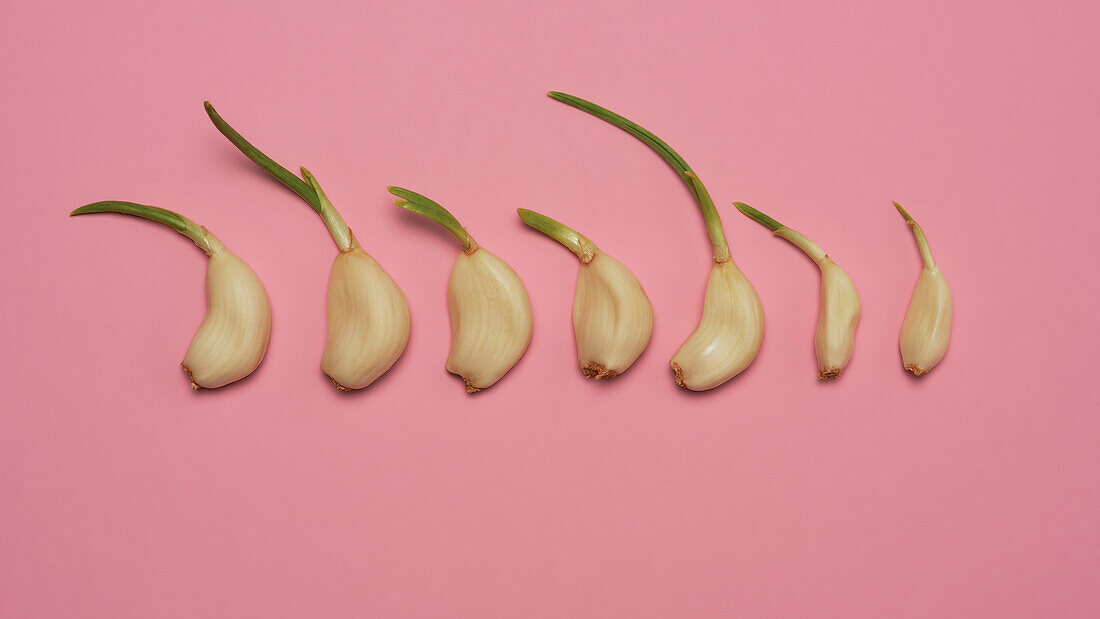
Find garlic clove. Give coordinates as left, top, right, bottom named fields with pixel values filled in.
left=183, top=236, right=272, bottom=389
left=206, top=102, right=412, bottom=390
left=896, top=202, right=951, bottom=376
left=734, top=202, right=860, bottom=379
left=391, top=187, right=533, bottom=393
left=446, top=246, right=533, bottom=392
left=548, top=92, right=763, bottom=390
left=574, top=251, right=653, bottom=379
left=670, top=260, right=764, bottom=390
left=321, top=247, right=411, bottom=391
left=72, top=201, right=272, bottom=390
left=516, top=207, right=652, bottom=379
left=815, top=258, right=860, bottom=379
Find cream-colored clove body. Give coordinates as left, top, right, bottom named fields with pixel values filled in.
left=182, top=236, right=272, bottom=389
left=895, top=202, right=951, bottom=376
left=900, top=266, right=951, bottom=376
left=321, top=246, right=411, bottom=390
left=573, top=251, right=653, bottom=378
left=815, top=259, right=861, bottom=379
left=670, top=260, right=764, bottom=391
left=446, top=247, right=533, bottom=392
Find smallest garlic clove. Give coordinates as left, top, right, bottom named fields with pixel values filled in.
left=894, top=201, right=952, bottom=376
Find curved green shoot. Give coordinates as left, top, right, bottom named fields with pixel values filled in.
left=388, top=187, right=474, bottom=252
left=204, top=101, right=321, bottom=214
left=733, top=202, right=783, bottom=232
left=547, top=91, right=730, bottom=262
left=517, top=208, right=596, bottom=262
left=71, top=201, right=214, bottom=255
left=301, top=167, right=354, bottom=251
left=734, top=201, right=826, bottom=264
left=894, top=201, right=935, bottom=269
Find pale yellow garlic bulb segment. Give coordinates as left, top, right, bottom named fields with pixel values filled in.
left=71, top=201, right=272, bottom=390
left=517, top=208, right=653, bottom=379
left=390, top=186, right=533, bottom=393
left=446, top=247, right=534, bottom=392
left=734, top=202, right=861, bottom=379
left=574, top=252, right=654, bottom=379
left=182, top=235, right=273, bottom=389
left=895, top=202, right=952, bottom=376
left=670, top=260, right=765, bottom=391
left=814, top=259, right=861, bottom=379
left=321, top=247, right=411, bottom=391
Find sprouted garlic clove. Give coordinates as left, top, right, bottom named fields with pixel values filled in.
left=894, top=201, right=952, bottom=376
left=548, top=91, right=763, bottom=390
left=390, top=187, right=532, bottom=393
left=734, top=202, right=860, bottom=380
left=205, top=101, right=410, bottom=390
left=517, top=208, right=653, bottom=379
left=71, top=201, right=272, bottom=389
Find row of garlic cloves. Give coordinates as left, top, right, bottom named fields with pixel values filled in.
left=70, top=98, right=951, bottom=391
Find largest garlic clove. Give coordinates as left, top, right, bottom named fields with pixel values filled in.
left=321, top=247, right=411, bottom=391
left=573, top=251, right=654, bottom=379
left=446, top=246, right=533, bottom=392
left=815, top=258, right=860, bottom=379
left=895, top=201, right=952, bottom=376
left=182, top=236, right=272, bottom=389
left=670, top=260, right=764, bottom=391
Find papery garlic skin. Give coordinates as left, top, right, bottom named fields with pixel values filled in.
left=670, top=260, right=764, bottom=391
left=182, top=236, right=272, bottom=389
left=815, top=259, right=860, bottom=379
left=900, top=266, right=951, bottom=376
left=446, top=247, right=533, bottom=392
left=574, top=251, right=654, bottom=379
left=321, top=246, right=411, bottom=391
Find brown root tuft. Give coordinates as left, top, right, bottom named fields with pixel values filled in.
left=582, top=362, right=619, bottom=380
left=330, top=376, right=352, bottom=392
left=670, top=362, right=688, bottom=389
left=182, top=364, right=202, bottom=390
left=905, top=364, right=927, bottom=377
left=818, top=369, right=841, bottom=380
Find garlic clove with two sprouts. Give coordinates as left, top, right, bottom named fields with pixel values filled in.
left=894, top=201, right=951, bottom=376
left=518, top=208, right=653, bottom=379
left=548, top=91, right=764, bottom=390
left=206, top=102, right=410, bottom=391
left=71, top=201, right=272, bottom=389
left=735, top=202, right=860, bottom=379
left=390, top=187, right=532, bottom=393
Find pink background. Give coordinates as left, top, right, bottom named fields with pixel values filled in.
left=2, top=0, right=1097, bottom=616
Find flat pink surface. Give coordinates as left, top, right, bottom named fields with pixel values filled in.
left=2, top=0, right=1097, bottom=616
